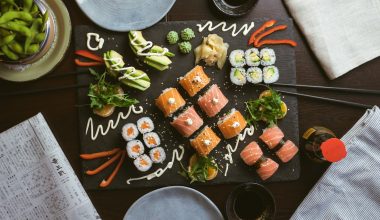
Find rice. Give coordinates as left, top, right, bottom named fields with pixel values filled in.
left=263, top=66, right=279, bottom=84
left=260, top=48, right=276, bottom=66
left=229, top=50, right=246, bottom=67
left=245, top=48, right=260, bottom=67
left=230, top=68, right=246, bottom=86
left=133, top=154, right=152, bottom=172
left=126, top=140, right=144, bottom=159
left=149, top=147, right=166, bottom=163
left=246, top=67, right=263, bottom=84
left=137, top=117, right=154, bottom=134
left=121, top=123, right=139, bottom=141
left=143, top=132, right=161, bottom=148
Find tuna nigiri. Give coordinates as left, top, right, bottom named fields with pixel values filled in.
left=155, top=88, right=186, bottom=117
left=217, top=109, right=247, bottom=139
left=256, top=158, right=279, bottom=181
left=190, top=126, right=221, bottom=156
left=276, top=140, right=299, bottom=163
left=240, top=141, right=264, bottom=166
left=198, top=84, right=228, bottom=117
left=170, top=106, right=204, bottom=138
left=179, top=65, right=210, bottom=97
left=259, top=125, right=284, bottom=149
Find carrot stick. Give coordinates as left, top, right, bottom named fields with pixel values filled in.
left=248, top=20, right=277, bottom=45
left=100, top=151, right=126, bottom=188
left=75, top=59, right=104, bottom=67
left=75, top=50, right=104, bottom=62
left=254, top=25, right=288, bottom=46
left=256, top=39, right=298, bottom=47
left=85, top=150, right=122, bottom=175
left=80, top=148, right=120, bottom=160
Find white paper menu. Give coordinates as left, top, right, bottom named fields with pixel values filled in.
left=0, top=113, right=100, bottom=220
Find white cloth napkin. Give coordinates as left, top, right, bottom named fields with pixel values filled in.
left=291, top=106, right=380, bottom=219
left=284, top=0, right=380, bottom=79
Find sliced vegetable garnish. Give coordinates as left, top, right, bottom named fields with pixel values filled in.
left=256, top=39, right=297, bottom=47
left=254, top=25, right=288, bottom=46
left=75, top=50, right=104, bottom=62
left=80, top=148, right=120, bottom=160
left=75, top=59, right=104, bottom=67
left=100, top=150, right=126, bottom=188
left=248, top=19, right=277, bottom=45
left=85, top=150, right=122, bottom=175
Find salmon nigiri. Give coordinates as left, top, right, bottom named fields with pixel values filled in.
left=155, top=88, right=186, bottom=117
left=179, top=65, right=210, bottom=97
left=170, top=106, right=203, bottom=138
left=240, top=141, right=264, bottom=166
left=198, top=84, right=228, bottom=117
left=259, top=125, right=284, bottom=149
left=256, top=158, right=279, bottom=181
left=190, top=126, right=221, bottom=156
left=217, top=109, right=247, bottom=139
left=276, top=140, right=299, bottom=163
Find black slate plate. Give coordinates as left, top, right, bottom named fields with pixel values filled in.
left=75, top=19, right=299, bottom=190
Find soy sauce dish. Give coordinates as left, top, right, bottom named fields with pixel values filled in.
left=212, top=0, right=258, bottom=17
left=226, top=183, right=276, bottom=220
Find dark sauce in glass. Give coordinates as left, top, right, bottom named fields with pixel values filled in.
left=224, top=0, right=248, bottom=6
left=234, top=191, right=267, bottom=220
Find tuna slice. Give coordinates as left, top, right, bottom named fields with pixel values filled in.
left=256, top=158, right=279, bottom=181
left=240, top=141, right=263, bottom=166
left=259, top=125, right=284, bottom=149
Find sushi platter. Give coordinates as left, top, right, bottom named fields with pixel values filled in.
left=75, top=19, right=300, bottom=190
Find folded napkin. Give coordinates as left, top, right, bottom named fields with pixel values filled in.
left=284, top=0, right=380, bottom=79
left=291, top=106, right=380, bottom=219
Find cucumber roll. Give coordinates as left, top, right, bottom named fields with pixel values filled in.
left=263, top=66, right=279, bottom=84
left=229, top=50, right=246, bottom=67
left=245, top=48, right=260, bottom=67
left=260, top=48, right=276, bottom=66
left=230, top=68, right=247, bottom=86
left=246, top=67, right=263, bottom=84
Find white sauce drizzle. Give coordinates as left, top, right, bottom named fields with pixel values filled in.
left=85, top=105, right=144, bottom=141
left=232, top=122, right=240, bottom=128
left=212, top=98, right=219, bottom=104
left=86, top=33, right=104, bottom=51
left=130, top=31, right=169, bottom=56
left=185, top=118, right=193, bottom=126
left=126, top=146, right=185, bottom=184
left=196, top=21, right=255, bottom=37
left=103, top=57, right=148, bottom=81
left=204, top=140, right=211, bottom=146
left=168, top=98, right=175, bottom=105
left=193, top=75, right=202, bottom=83
left=223, top=125, right=255, bottom=176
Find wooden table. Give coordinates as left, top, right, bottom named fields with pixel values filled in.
left=1, top=0, right=379, bottom=219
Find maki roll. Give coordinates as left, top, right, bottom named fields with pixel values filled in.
left=126, top=140, right=145, bottom=159
left=121, top=123, right=139, bottom=141
left=170, top=106, right=204, bottom=138
left=230, top=68, right=247, bottom=86
left=198, top=84, right=229, bottom=117
left=137, top=117, right=154, bottom=134
left=246, top=67, right=263, bottom=84
left=149, top=147, right=166, bottom=163
left=229, top=50, right=246, bottom=67
left=155, top=88, right=186, bottom=117
left=179, top=65, right=210, bottom=97
left=143, top=132, right=161, bottom=148
left=263, top=66, right=279, bottom=84
left=190, top=126, right=221, bottom=156
left=245, top=48, right=260, bottom=67
left=260, top=48, right=276, bottom=66
left=217, top=108, right=247, bottom=139
left=134, top=154, right=152, bottom=172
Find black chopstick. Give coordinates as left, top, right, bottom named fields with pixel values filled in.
left=44, top=70, right=89, bottom=79
left=271, top=82, right=380, bottom=95
left=276, top=89, right=373, bottom=109
left=0, top=83, right=89, bottom=97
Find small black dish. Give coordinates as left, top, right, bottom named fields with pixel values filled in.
left=226, top=183, right=276, bottom=220
left=212, top=0, right=258, bottom=17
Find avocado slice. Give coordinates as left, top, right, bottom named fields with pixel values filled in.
left=234, top=69, right=244, bottom=80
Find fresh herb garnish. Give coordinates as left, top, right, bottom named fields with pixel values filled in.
left=88, top=68, right=138, bottom=110
left=245, top=88, right=285, bottom=127
left=179, top=155, right=218, bottom=183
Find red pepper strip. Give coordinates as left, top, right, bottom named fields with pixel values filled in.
left=75, top=59, right=104, bottom=67
left=80, top=148, right=120, bottom=160
left=254, top=25, right=288, bottom=46
left=256, top=39, right=297, bottom=47
left=248, top=19, right=277, bottom=45
left=85, top=150, right=122, bottom=175
left=75, top=50, right=104, bottom=62
left=100, top=151, right=126, bottom=188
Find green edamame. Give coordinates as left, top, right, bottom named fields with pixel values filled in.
left=0, top=21, right=32, bottom=37
left=8, top=40, right=23, bottom=54
left=1, top=44, right=19, bottom=60
left=41, top=11, right=48, bottom=32
left=0, top=33, right=15, bottom=46
left=25, top=43, right=39, bottom=55
left=0, top=11, right=33, bottom=24
left=24, top=17, right=41, bottom=52
left=29, top=3, right=38, bottom=17
left=34, top=32, right=45, bottom=43
left=23, top=0, right=33, bottom=12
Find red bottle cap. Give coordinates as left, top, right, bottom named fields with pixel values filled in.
left=321, top=138, right=347, bottom=162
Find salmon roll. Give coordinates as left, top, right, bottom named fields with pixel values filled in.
left=143, top=132, right=161, bottom=148
left=155, top=88, right=186, bottom=117
left=126, top=140, right=145, bottom=159
left=240, top=141, right=263, bottom=166
left=179, top=65, right=210, bottom=97
left=190, top=126, right=221, bottom=156
left=121, top=123, right=139, bottom=141
left=256, top=158, right=279, bottom=181
left=276, top=140, right=299, bottom=163
left=217, top=109, right=247, bottom=139
left=198, top=84, right=228, bottom=117
left=137, top=117, right=154, bottom=134
left=170, top=106, right=203, bottom=138
left=149, top=147, right=166, bottom=163
left=259, top=125, right=284, bottom=149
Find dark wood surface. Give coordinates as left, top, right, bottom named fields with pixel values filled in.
left=0, top=0, right=379, bottom=219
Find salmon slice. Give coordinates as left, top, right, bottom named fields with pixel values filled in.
left=217, top=109, right=247, bottom=139
left=190, top=126, right=221, bottom=156
left=240, top=141, right=263, bottom=166
left=256, top=158, right=279, bottom=181
left=179, top=65, right=211, bottom=97
left=276, top=140, right=299, bottom=163
left=198, top=84, right=228, bottom=117
left=170, top=106, right=204, bottom=137
left=155, top=88, right=186, bottom=117
left=259, top=125, right=284, bottom=149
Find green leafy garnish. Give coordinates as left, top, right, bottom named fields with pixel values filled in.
left=179, top=155, right=218, bottom=184
left=245, top=88, right=285, bottom=127
left=88, top=68, right=138, bottom=110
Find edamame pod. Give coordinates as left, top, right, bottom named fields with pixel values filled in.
left=23, top=0, right=33, bottom=12
left=25, top=43, right=39, bottom=55
left=0, top=33, right=15, bottom=46
left=24, top=18, right=41, bottom=53
left=34, top=32, right=45, bottom=43
left=1, top=44, right=19, bottom=60
left=0, top=11, right=33, bottom=24
left=8, top=40, right=23, bottom=54
left=0, top=21, right=32, bottom=37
